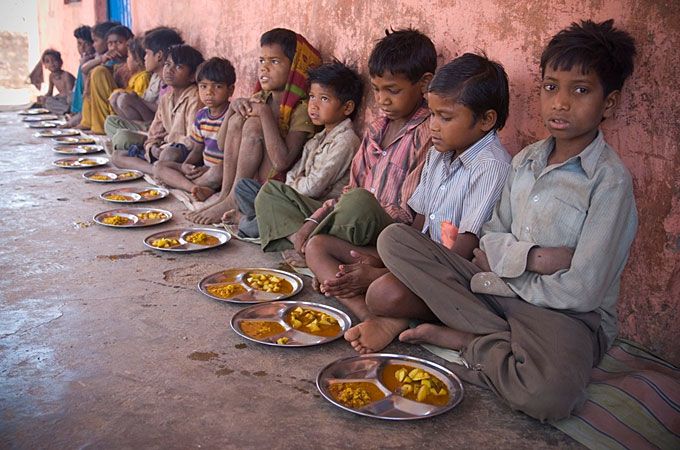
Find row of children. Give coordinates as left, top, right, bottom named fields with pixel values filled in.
left=39, top=18, right=638, bottom=423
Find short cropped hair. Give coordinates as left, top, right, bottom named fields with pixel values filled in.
left=368, top=28, right=437, bottom=83
left=92, top=21, right=120, bottom=39
left=42, top=49, right=62, bottom=64
left=127, top=37, right=145, bottom=65
left=260, top=28, right=297, bottom=62
left=308, top=61, right=364, bottom=120
left=196, top=57, right=236, bottom=85
left=106, top=25, right=133, bottom=40
left=73, top=25, right=92, bottom=44
left=428, top=53, right=510, bottom=130
left=167, top=44, right=205, bottom=74
left=540, top=19, right=636, bottom=96
left=143, top=27, right=184, bottom=56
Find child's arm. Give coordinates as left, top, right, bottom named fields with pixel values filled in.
left=249, top=102, right=307, bottom=172
left=286, top=129, right=359, bottom=198
left=46, top=73, right=55, bottom=97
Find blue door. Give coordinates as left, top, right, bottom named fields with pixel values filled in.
left=107, top=0, right=132, bottom=27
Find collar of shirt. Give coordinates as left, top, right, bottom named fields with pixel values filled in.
left=524, top=129, right=605, bottom=179
left=170, top=84, right=197, bottom=114
left=367, top=100, right=430, bottom=150
left=314, top=117, right=353, bottom=146
left=457, top=130, right=497, bottom=168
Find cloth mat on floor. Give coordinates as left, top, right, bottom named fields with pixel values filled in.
left=551, top=339, right=679, bottom=449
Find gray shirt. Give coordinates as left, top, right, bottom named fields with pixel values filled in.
left=480, top=131, right=638, bottom=345
left=408, top=131, right=511, bottom=243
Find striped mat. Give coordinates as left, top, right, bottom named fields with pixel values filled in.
left=552, top=339, right=680, bottom=450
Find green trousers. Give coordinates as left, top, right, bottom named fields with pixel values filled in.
left=104, top=115, right=147, bottom=151
left=254, top=180, right=394, bottom=252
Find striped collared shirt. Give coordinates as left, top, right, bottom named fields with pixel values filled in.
left=480, top=131, right=638, bottom=346
left=408, top=131, right=511, bottom=243
left=191, top=106, right=228, bottom=166
left=346, top=102, right=431, bottom=224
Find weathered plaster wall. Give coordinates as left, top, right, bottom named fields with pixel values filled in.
left=42, top=0, right=680, bottom=363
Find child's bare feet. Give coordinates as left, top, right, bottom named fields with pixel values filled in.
left=221, top=208, right=241, bottom=225
left=441, top=221, right=459, bottom=249
left=344, top=317, right=409, bottom=354
left=399, top=323, right=476, bottom=350
left=188, top=197, right=236, bottom=224
left=281, top=249, right=307, bottom=268
left=191, top=185, right=215, bottom=202
left=322, top=263, right=387, bottom=298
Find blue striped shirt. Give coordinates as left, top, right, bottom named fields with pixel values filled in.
left=408, top=131, right=511, bottom=243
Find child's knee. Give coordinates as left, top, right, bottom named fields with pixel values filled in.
left=241, top=117, right=263, bottom=140
left=365, top=274, right=404, bottom=315
left=304, top=234, right=330, bottom=259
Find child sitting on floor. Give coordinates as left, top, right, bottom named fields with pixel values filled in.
left=104, top=27, right=184, bottom=139
left=153, top=57, right=236, bottom=200
left=254, top=28, right=434, bottom=272
left=109, top=37, right=150, bottom=119
left=79, top=24, right=133, bottom=134
left=321, top=53, right=512, bottom=321
left=36, top=49, right=76, bottom=115
left=359, top=19, right=638, bottom=422
left=65, top=26, right=95, bottom=127
left=111, top=44, right=204, bottom=173
left=230, top=61, right=363, bottom=238
left=187, top=28, right=320, bottom=224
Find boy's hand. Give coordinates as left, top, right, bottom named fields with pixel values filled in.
left=322, top=198, right=338, bottom=211
left=246, top=101, right=268, bottom=118
left=472, top=248, right=491, bottom=272
left=290, top=222, right=316, bottom=254
left=181, top=163, right=208, bottom=180
left=230, top=98, right=253, bottom=118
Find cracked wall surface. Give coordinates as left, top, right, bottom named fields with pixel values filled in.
left=36, top=0, right=680, bottom=363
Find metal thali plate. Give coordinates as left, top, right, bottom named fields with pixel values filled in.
left=53, top=144, right=104, bottom=155
left=230, top=300, right=351, bottom=347
left=94, top=207, right=172, bottom=228
left=198, top=268, right=303, bottom=304
left=53, top=156, right=109, bottom=169
left=143, top=227, right=230, bottom=252
left=53, top=135, right=96, bottom=144
left=27, top=121, right=58, bottom=128
left=83, top=169, right=144, bottom=182
left=23, top=114, right=59, bottom=122
left=19, top=108, right=50, bottom=115
left=317, top=353, right=464, bottom=420
left=35, top=129, right=80, bottom=138
left=100, top=186, right=169, bottom=203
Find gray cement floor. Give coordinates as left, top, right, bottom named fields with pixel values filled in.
left=0, top=111, right=581, bottom=449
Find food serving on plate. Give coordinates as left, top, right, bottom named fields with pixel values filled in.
left=184, top=231, right=220, bottom=246
left=244, top=272, right=294, bottom=294
left=382, top=365, right=449, bottom=405
left=139, top=189, right=161, bottom=198
left=150, top=237, right=181, bottom=248
left=284, top=306, right=341, bottom=337
left=104, top=193, right=135, bottom=201
left=329, top=382, right=386, bottom=408
left=205, top=283, right=246, bottom=298
left=239, top=320, right=286, bottom=340
left=137, top=211, right=168, bottom=221
left=102, top=215, right=133, bottom=226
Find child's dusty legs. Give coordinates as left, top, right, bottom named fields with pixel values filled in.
left=153, top=162, right=198, bottom=192
left=111, top=151, right=153, bottom=173
left=190, top=117, right=264, bottom=224
left=344, top=272, right=439, bottom=353
left=119, top=93, right=155, bottom=122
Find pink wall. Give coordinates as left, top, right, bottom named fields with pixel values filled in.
left=42, top=0, right=680, bottom=363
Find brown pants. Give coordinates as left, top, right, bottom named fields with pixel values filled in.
left=378, top=224, right=607, bottom=422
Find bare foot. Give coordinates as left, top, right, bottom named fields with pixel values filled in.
left=441, top=221, right=459, bottom=249
left=398, top=323, right=476, bottom=350
left=322, top=263, right=387, bottom=298
left=344, top=317, right=409, bottom=354
left=187, top=198, right=236, bottom=225
left=221, top=208, right=241, bottom=225
left=191, top=185, right=215, bottom=202
left=281, top=249, right=307, bottom=268
left=312, top=276, right=321, bottom=292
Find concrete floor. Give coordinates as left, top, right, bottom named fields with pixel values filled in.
left=0, top=111, right=581, bottom=449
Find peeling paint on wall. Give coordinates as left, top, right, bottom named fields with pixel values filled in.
left=40, top=0, right=680, bottom=364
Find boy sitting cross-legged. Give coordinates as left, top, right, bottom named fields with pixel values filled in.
left=187, top=28, right=320, bottom=224
left=332, top=53, right=512, bottom=334
left=37, top=49, right=76, bottom=114
left=111, top=44, right=204, bottom=173
left=228, top=61, right=362, bottom=238
left=255, top=28, right=436, bottom=267
left=364, top=19, right=638, bottom=422
left=153, top=57, right=236, bottom=200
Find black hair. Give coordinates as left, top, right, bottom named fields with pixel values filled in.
left=308, top=61, right=364, bottom=120
left=143, top=27, right=184, bottom=57
left=540, top=19, right=636, bottom=96
left=196, top=57, right=236, bottom=85
left=73, top=25, right=93, bottom=44
left=91, top=21, right=120, bottom=39
left=368, top=28, right=437, bottom=83
left=428, top=53, right=510, bottom=130
left=127, top=37, right=145, bottom=65
left=106, top=25, right=134, bottom=40
left=260, top=28, right=297, bottom=62
left=167, top=44, right=205, bottom=74
left=41, top=49, right=62, bottom=65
